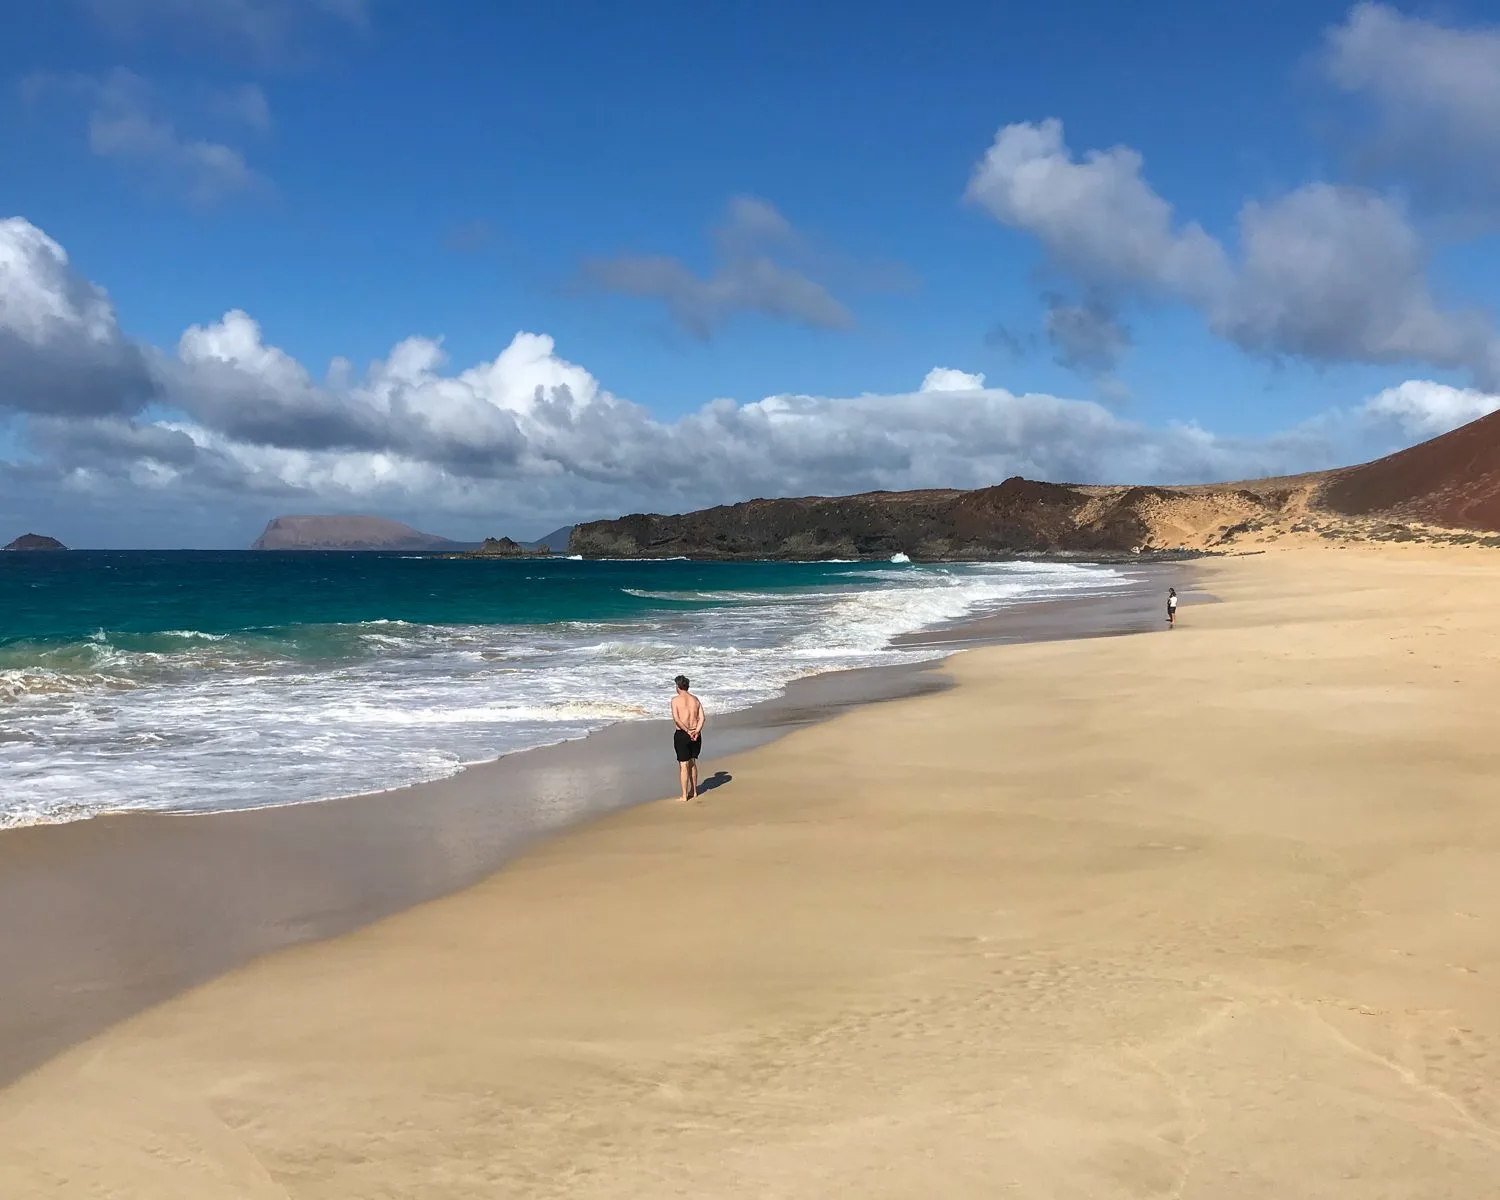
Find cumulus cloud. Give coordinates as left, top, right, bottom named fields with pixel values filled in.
left=967, top=118, right=1500, bottom=388
left=0, top=218, right=158, bottom=416
left=584, top=196, right=855, bottom=338
left=1323, top=3, right=1500, bottom=210
left=920, top=368, right=986, bottom=393
left=4, top=217, right=1496, bottom=546
left=966, top=119, right=1230, bottom=303
left=22, top=71, right=267, bottom=206
left=1356, top=378, right=1500, bottom=441
left=1216, top=184, right=1496, bottom=373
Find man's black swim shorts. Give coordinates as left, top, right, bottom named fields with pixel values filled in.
left=674, top=729, right=702, bottom=762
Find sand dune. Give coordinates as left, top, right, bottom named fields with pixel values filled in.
left=3, top=547, right=1500, bottom=1197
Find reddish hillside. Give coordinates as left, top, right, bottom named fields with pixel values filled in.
left=1319, top=410, right=1500, bottom=531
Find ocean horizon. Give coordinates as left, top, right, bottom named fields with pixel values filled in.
left=1, top=551, right=1129, bottom=827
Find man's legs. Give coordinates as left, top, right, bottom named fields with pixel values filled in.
left=688, top=755, right=699, bottom=798
left=678, top=759, right=691, bottom=802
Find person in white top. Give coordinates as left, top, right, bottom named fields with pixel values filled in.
left=1167, top=587, right=1178, bottom=627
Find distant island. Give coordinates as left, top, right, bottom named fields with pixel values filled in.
left=3, top=533, right=66, bottom=551
left=251, top=516, right=473, bottom=552
left=251, top=516, right=575, bottom=553
left=567, top=409, right=1500, bottom=560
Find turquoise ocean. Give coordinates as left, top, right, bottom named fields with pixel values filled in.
left=0, top=552, right=1128, bottom=826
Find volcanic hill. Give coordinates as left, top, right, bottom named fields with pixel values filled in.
left=568, top=411, right=1500, bottom=560
left=251, top=516, right=470, bottom=552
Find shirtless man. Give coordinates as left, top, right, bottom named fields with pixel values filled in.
left=671, top=675, right=705, bottom=802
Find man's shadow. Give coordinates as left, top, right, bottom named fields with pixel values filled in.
left=696, top=771, right=732, bottom=795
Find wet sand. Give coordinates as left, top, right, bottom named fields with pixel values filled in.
left=0, top=569, right=1164, bottom=1088
left=13, top=547, right=1498, bottom=1197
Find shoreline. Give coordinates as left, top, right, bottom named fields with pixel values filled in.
left=2, top=555, right=1152, bottom=831
left=0, top=564, right=1173, bottom=1088
left=7, top=544, right=1500, bottom=1195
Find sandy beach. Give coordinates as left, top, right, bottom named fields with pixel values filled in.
left=4, top=547, right=1500, bottom=1197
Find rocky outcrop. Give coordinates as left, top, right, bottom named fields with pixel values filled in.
left=464, top=537, right=551, bottom=558
left=251, top=516, right=469, bottom=552
left=3, top=533, right=66, bottom=551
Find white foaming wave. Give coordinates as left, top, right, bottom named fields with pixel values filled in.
left=621, top=587, right=832, bottom=604
left=785, top=561, right=1127, bottom=655
left=344, top=700, right=656, bottom=726
left=578, top=639, right=703, bottom=663
left=358, top=632, right=416, bottom=648
left=0, top=668, right=139, bottom=701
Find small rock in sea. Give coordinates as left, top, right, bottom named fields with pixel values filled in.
left=3, top=533, right=67, bottom=551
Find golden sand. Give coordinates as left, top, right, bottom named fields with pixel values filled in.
left=3, top=547, right=1499, bottom=1197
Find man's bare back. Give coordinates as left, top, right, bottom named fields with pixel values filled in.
left=671, top=675, right=704, bottom=801
left=671, top=690, right=703, bottom=738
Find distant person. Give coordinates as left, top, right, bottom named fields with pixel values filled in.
left=1167, top=587, right=1178, bottom=628
left=671, top=675, right=705, bottom=801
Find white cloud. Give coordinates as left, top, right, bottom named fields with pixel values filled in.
left=0, top=218, right=157, bottom=415
left=23, top=71, right=266, bottom=206
left=1357, top=379, right=1500, bottom=440
left=920, top=367, right=986, bottom=392
left=1219, top=184, right=1496, bottom=372
left=967, top=119, right=1500, bottom=388
left=1323, top=2, right=1500, bottom=210
left=584, top=196, right=854, bottom=338
left=965, top=118, right=1230, bottom=303
left=1324, top=3, right=1500, bottom=127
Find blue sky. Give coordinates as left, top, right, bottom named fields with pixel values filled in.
left=3, top=0, right=1500, bottom=545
